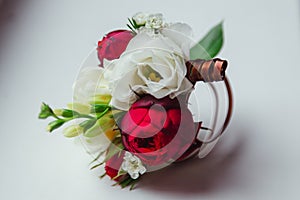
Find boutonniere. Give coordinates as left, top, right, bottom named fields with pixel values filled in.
left=39, top=12, right=233, bottom=190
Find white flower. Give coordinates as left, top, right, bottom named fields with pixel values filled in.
left=162, top=23, right=194, bottom=58
left=145, top=13, right=164, bottom=29
left=73, top=67, right=110, bottom=104
left=133, top=12, right=148, bottom=26
left=121, top=152, right=146, bottom=179
left=72, top=67, right=113, bottom=154
left=104, top=23, right=194, bottom=110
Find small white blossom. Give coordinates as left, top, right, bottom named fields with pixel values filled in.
left=133, top=12, right=148, bottom=26
left=121, top=152, right=146, bottom=179
left=145, top=13, right=165, bottom=29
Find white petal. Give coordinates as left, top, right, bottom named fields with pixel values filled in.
left=73, top=67, right=110, bottom=103
left=139, top=166, right=146, bottom=174
left=162, top=23, right=194, bottom=59
left=110, top=69, right=143, bottom=110
left=81, top=133, right=111, bottom=154
left=130, top=172, right=139, bottom=180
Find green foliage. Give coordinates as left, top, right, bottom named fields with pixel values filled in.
left=190, top=22, right=224, bottom=60
left=39, top=102, right=57, bottom=119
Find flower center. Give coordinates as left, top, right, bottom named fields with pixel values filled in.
left=128, top=160, right=140, bottom=171
left=149, top=72, right=161, bottom=82
left=139, top=64, right=163, bottom=82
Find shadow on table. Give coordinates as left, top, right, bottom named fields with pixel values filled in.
left=139, top=121, right=247, bottom=194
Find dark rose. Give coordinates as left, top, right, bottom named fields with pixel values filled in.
left=105, top=151, right=125, bottom=181
left=97, top=30, right=133, bottom=66
left=120, top=95, right=196, bottom=167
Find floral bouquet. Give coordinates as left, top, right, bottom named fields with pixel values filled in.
left=39, top=13, right=233, bottom=190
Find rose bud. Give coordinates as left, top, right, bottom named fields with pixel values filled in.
left=105, top=151, right=126, bottom=181
left=120, top=95, right=196, bottom=168
left=97, top=30, right=134, bottom=66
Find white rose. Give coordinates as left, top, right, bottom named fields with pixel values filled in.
left=104, top=23, right=194, bottom=110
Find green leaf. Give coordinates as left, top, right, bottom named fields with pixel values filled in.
left=90, top=163, right=102, bottom=170
left=127, top=18, right=137, bottom=34
left=99, top=172, right=106, bottom=179
left=190, top=21, right=224, bottom=60
left=89, top=149, right=106, bottom=165
left=130, top=181, right=138, bottom=190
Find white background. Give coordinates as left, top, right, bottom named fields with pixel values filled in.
left=0, top=0, right=300, bottom=199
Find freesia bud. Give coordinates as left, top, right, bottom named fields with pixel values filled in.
left=39, top=102, right=55, bottom=119
left=63, top=125, right=83, bottom=138
left=67, top=102, right=91, bottom=115
left=53, top=109, right=63, bottom=116
left=46, top=119, right=65, bottom=132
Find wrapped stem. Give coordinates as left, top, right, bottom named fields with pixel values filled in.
left=186, top=58, right=228, bottom=84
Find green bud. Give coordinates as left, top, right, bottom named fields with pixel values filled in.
left=67, top=102, right=91, bottom=115
left=47, top=119, right=65, bottom=132
left=53, top=109, right=63, bottom=116
left=39, top=102, right=55, bottom=119
left=63, top=125, right=83, bottom=138
left=54, top=108, right=80, bottom=118
left=63, top=109, right=79, bottom=118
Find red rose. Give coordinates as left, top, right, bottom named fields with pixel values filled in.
left=105, top=151, right=125, bottom=181
left=120, top=95, right=196, bottom=168
left=97, top=30, right=133, bottom=66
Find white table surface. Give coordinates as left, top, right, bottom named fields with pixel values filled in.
left=1, top=0, right=300, bottom=199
